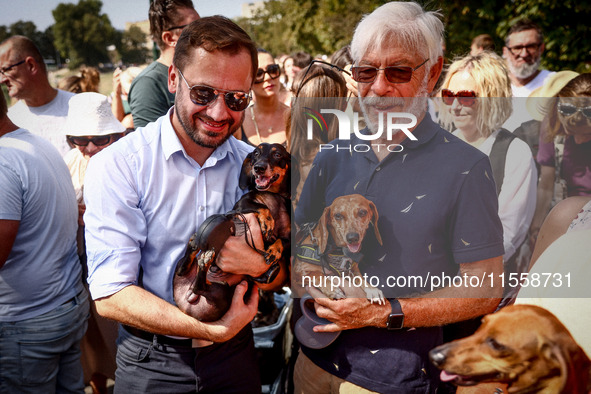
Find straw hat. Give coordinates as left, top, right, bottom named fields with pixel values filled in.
left=526, top=71, right=579, bottom=121
left=64, top=92, right=126, bottom=136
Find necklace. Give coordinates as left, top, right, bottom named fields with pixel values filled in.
left=250, top=106, right=273, bottom=143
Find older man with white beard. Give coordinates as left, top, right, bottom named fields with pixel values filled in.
left=293, top=2, right=504, bottom=392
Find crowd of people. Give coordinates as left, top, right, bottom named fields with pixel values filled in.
left=0, top=0, right=589, bottom=393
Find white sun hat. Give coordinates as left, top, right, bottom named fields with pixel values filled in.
left=65, top=92, right=126, bottom=137
left=526, top=71, right=579, bottom=121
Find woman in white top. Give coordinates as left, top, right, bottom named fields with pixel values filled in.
left=439, top=52, right=537, bottom=267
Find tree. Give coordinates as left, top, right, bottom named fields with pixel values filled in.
left=118, top=25, right=150, bottom=65
left=52, top=0, right=116, bottom=68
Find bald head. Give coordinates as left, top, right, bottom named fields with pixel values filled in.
left=0, top=36, right=46, bottom=73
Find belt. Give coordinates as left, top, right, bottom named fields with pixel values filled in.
left=122, top=325, right=212, bottom=348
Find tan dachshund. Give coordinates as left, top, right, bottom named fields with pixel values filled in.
left=293, top=194, right=385, bottom=304
left=430, top=304, right=591, bottom=393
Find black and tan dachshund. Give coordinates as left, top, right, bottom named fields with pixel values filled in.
left=173, top=143, right=294, bottom=322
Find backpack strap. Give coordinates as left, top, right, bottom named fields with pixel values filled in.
left=489, top=128, right=516, bottom=196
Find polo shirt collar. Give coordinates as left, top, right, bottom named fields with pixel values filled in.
left=398, top=112, right=439, bottom=150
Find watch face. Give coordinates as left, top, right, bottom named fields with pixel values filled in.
left=387, top=313, right=404, bottom=330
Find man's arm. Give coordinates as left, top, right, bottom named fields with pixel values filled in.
left=95, top=281, right=258, bottom=343
left=0, top=219, right=19, bottom=269
left=309, top=256, right=503, bottom=332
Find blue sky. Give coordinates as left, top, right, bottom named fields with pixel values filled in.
left=0, top=0, right=251, bottom=31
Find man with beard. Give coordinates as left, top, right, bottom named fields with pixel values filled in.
left=84, top=17, right=278, bottom=393
left=293, top=2, right=504, bottom=392
left=502, top=19, right=554, bottom=97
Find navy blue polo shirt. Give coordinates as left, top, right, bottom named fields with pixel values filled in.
left=294, top=114, right=504, bottom=392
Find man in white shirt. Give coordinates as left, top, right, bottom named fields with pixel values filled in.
left=0, top=35, right=74, bottom=156
left=502, top=19, right=555, bottom=132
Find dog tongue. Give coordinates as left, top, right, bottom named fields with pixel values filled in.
left=255, top=176, right=270, bottom=189
left=347, top=243, right=361, bottom=253
left=440, top=370, right=459, bottom=382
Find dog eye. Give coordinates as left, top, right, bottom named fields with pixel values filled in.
left=334, top=213, right=344, bottom=220
left=358, top=209, right=367, bottom=218
left=486, top=337, right=508, bottom=352
left=273, top=152, right=282, bottom=159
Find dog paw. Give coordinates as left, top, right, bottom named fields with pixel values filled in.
left=365, top=288, right=385, bottom=305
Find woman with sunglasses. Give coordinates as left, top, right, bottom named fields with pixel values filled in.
left=439, top=52, right=537, bottom=303
left=529, top=73, right=591, bottom=245
left=237, top=48, right=289, bottom=147
left=63, top=92, right=126, bottom=393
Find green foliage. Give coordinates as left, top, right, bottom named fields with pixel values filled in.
left=118, top=25, right=150, bottom=65
left=52, top=0, right=116, bottom=69
left=237, top=0, right=589, bottom=74
left=0, top=22, right=58, bottom=64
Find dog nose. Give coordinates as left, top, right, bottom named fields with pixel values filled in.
left=428, top=348, right=447, bottom=367
left=254, top=164, right=267, bottom=174
left=346, top=233, right=359, bottom=244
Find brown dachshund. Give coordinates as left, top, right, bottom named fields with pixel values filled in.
left=173, top=143, right=293, bottom=322
left=430, top=304, right=591, bottom=393
left=293, top=194, right=385, bottom=304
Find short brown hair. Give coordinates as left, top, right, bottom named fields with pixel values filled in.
left=505, top=19, right=543, bottom=46
left=173, top=16, right=258, bottom=82
left=149, top=0, right=195, bottom=49
left=471, top=34, right=495, bottom=52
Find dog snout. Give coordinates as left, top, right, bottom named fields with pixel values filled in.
left=254, top=163, right=268, bottom=174
left=429, top=345, right=449, bottom=367
left=346, top=232, right=360, bottom=244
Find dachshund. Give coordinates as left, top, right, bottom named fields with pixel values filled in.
left=173, top=143, right=294, bottom=322
left=292, top=194, right=385, bottom=304
left=429, top=304, right=591, bottom=393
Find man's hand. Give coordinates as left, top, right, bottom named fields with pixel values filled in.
left=215, top=213, right=268, bottom=277
left=205, top=280, right=260, bottom=342
left=306, top=286, right=391, bottom=333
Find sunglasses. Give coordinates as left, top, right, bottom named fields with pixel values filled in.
left=351, top=58, right=428, bottom=84
left=254, top=64, right=280, bottom=84
left=557, top=103, right=591, bottom=120
left=177, top=68, right=251, bottom=112
left=67, top=135, right=114, bottom=147
left=441, top=89, right=478, bottom=107
left=166, top=23, right=190, bottom=32
left=295, top=59, right=351, bottom=98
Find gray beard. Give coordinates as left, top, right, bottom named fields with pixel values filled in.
left=509, top=57, right=541, bottom=79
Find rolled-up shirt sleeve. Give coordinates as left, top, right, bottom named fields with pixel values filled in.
left=84, top=148, right=146, bottom=300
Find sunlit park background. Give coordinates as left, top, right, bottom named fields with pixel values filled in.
left=1, top=0, right=590, bottom=104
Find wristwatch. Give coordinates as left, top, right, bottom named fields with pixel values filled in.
left=386, top=298, right=405, bottom=330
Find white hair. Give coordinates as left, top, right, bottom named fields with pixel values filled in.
left=350, top=2, right=444, bottom=67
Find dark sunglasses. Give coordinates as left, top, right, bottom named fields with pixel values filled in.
left=67, top=135, right=114, bottom=147
left=295, top=60, right=352, bottom=98
left=441, top=89, right=478, bottom=107
left=254, top=64, right=280, bottom=84
left=557, top=103, right=591, bottom=119
left=166, top=23, right=190, bottom=32
left=351, top=58, right=428, bottom=84
left=177, top=68, right=251, bottom=112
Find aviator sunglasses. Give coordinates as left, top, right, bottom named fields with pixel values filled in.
left=557, top=103, right=591, bottom=120
left=177, top=68, right=251, bottom=112
left=254, top=64, right=281, bottom=84
left=351, top=58, right=429, bottom=84
left=441, top=89, right=478, bottom=107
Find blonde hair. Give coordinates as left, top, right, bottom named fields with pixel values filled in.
left=439, top=51, right=513, bottom=138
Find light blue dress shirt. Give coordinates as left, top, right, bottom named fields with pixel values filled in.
left=84, top=109, right=253, bottom=304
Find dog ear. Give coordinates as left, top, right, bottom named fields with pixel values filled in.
left=316, top=206, right=330, bottom=254
left=369, top=201, right=383, bottom=245
left=239, top=151, right=254, bottom=191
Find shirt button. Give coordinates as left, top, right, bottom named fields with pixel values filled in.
left=199, top=206, right=205, bottom=211
left=376, top=167, right=381, bottom=172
